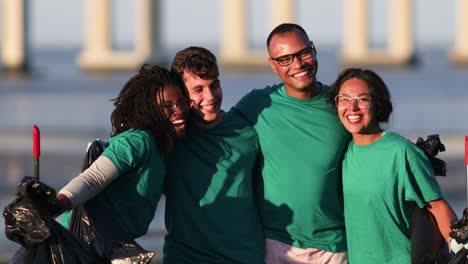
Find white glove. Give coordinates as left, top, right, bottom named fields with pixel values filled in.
left=450, top=238, right=468, bottom=253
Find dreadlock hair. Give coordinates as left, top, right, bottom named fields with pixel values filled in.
left=171, top=46, right=219, bottom=81
left=110, top=64, right=188, bottom=154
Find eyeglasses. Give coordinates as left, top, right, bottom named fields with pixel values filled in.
left=161, top=99, right=190, bottom=114
left=270, top=41, right=316, bottom=66
left=334, top=94, right=371, bottom=110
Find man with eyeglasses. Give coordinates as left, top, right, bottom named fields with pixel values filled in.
left=233, top=23, right=351, bottom=263
left=163, top=46, right=264, bottom=263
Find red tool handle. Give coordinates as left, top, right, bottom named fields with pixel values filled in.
left=33, top=125, right=40, bottom=158
left=33, top=125, right=40, bottom=179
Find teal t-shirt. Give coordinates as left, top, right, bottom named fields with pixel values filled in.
left=342, top=131, right=443, bottom=264
left=163, top=110, right=264, bottom=264
left=234, top=83, right=351, bottom=252
left=98, top=129, right=165, bottom=238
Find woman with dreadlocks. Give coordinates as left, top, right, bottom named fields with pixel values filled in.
left=55, top=64, right=190, bottom=241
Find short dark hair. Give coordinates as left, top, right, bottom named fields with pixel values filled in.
left=171, top=46, right=219, bottom=81
left=328, top=68, right=393, bottom=124
left=266, top=23, right=309, bottom=49
left=110, top=64, right=188, bottom=154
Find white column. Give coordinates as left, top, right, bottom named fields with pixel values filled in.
left=220, top=0, right=248, bottom=59
left=342, top=0, right=368, bottom=58
left=341, top=0, right=415, bottom=66
left=78, top=0, right=162, bottom=70
left=220, top=0, right=287, bottom=66
left=135, top=0, right=162, bottom=64
left=450, top=0, right=468, bottom=63
left=389, top=0, right=413, bottom=59
left=84, top=0, right=111, bottom=57
left=2, top=0, right=28, bottom=71
left=77, top=0, right=112, bottom=67
left=271, top=0, right=294, bottom=26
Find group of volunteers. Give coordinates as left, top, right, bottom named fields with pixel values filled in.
left=54, top=23, right=458, bottom=263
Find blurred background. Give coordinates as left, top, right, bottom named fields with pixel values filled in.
left=1, top=0, right=468, bottom=261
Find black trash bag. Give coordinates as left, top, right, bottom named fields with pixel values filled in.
left=67, top=139, right=155, bottom=263
left=410, top=135, right=451, bottom=263
left=450, top=208, right=468, bottom=244
left=411, top=206, right=451, bottom=264
left=448, top=247, right=468, bottom=264
left=69, top=198, right=155, bottom=263
left=448, top=208, right=468, bottom=263
left=415, top=134, right=446, bottom=176
left=7, top=218, right=103, bottom=264
left=3, top=176, right=102, bottom=263
left=4, top=176, right=54, bottom=247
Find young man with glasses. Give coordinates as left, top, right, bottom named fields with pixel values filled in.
left=163, top=46, right=264, bottom=263
left=233, top=23, right=351, bottom=263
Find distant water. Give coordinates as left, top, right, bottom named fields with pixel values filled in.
left=1, top=47, right=468, bottom=260
left=2, top=46, right=468, bottom=134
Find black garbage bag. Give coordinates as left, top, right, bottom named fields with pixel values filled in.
left=450, top=208, right=468, bottom=244
left=411, top=206, right=451, bottom=264
left=415, top=134, right=446, bottom=176
left=411, top=135, right=451, bottom=263
left=66, top=139, right=155, bottom=263
left=4, top=176, right=53, bottom=247
left=448, top=247, right=468, bottom=264
left=3, top=176, right=102, bottom=263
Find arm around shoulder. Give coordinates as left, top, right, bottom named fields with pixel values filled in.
left=232, top=87, right=272, bottom=125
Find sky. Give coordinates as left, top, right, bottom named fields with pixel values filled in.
left=0, top=0, right=459, bottom=50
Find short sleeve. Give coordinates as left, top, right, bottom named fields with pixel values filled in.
left=404, top=146, right=443, bottom=208
left=102, top=132, right=149, bottom=174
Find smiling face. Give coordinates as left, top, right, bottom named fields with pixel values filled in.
left=337, top=78, right=381, bottom=139
left=183, top=71, right=223, bottom=128
left=160, top=84, right=190, bottom=138
left=268, top=30, right=319, bottom=99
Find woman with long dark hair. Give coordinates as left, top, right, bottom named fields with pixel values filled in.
left=56, top=64, right=189, bottom=239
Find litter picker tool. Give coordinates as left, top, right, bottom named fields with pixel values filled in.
left=447, top=136, right=468, bottom=262
left=466, top=136, right=468, bottom=207
left=33, top=125, right=40, bottom=180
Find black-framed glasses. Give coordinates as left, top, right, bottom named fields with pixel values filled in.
left=334, top=94, right=371, bottom=110
left=161, top=99, right=190, bottom=114
left=270, top=41, right=316, bottom=66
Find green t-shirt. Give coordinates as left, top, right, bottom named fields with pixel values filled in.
left=234, top=83, right=350, bottom=252
left=343, top=131, right=443, bottom=264
left=164, top=110, right=264, bottom=263
left=99, top=129, right=165, bottom=238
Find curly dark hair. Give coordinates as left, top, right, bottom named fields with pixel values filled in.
left=171, top=46, right=219, bottom=81
left=110, top=64, right=188, bottom=154
left=328, top=67, right=393, bottom=124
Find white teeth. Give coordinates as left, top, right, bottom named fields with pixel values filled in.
left=202, top=104, right=215, bottom=110
left=347, top=115, right=361, bottom=122
left=172, top=119, right=185, bottom=125
left=293, top=71, right=308, bottom=78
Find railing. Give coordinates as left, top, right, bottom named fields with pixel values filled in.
left=2, top=0, right=468, bottom=71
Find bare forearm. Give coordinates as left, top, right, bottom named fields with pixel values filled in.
left=426, top=198, right=458, bottom=242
